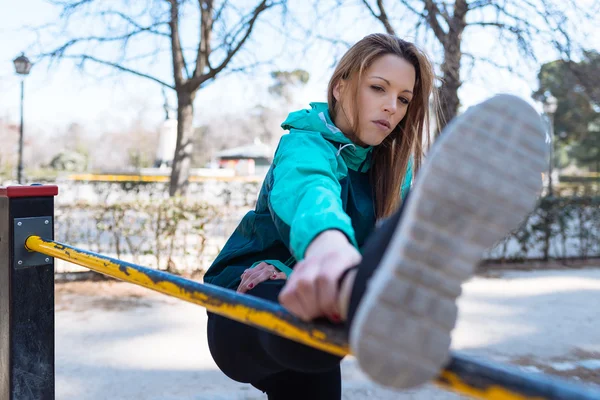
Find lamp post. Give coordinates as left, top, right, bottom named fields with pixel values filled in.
left=543, top=95, right=558, bottom=196
left=13, top=53, right=32, bottom=184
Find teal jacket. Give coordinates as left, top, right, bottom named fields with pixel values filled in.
left=203, top=102, right=412, bottom=289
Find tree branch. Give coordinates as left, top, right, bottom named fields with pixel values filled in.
left=468, top=0, right=547, bottom=61
left=360, top=0, right=396, bottom=35
left=485, top=1, right=543, bottom=33
left=397, top=0, right=426, bottom=18
left=423, top=0, right=447, bottom=42
left=462, top=52, right=529, bottom=80
left=453, top=0, right=469, bottom=30
left=314, top=34, right=353, bottom=48
left=469, top=21, right=511, bottom=28
left=186, top=0, right=273, bottom=91
left=468, top=0, right=493, bottom=9
left=62, top=54, right=174, bottom=88
left=44, top=24, right=169, bottom=54
left=100, top=10, right=170, bottom=36
left=206, top=59, right=274, bottom=85
left=361, top=0, right=380, bottom=22
left=439, top=1, right=451, bottom=22
left=195, top=0, right=214, bottom=78
left=49, top=0, right=95, bottom=18
left=212, top=0, right=228, bottom=29
left=168, top=0, right=186, bottom=87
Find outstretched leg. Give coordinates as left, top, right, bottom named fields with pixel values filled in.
left=339, top=94, right=548, bottom=389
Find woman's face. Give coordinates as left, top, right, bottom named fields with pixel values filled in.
left=334, top=54, right=416, bottom=146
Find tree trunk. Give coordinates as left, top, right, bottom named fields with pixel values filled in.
left=169, top=90, right=196, bottom=196
left=438, top=34, right=462, bottom=134
left=437, top=0, right=468, bottom=135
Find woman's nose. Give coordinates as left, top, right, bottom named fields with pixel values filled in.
left=383, top=97, right=397, bottom=114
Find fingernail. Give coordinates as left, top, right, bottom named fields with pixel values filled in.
left=271, top=274, right=277, bottom=279
left=248, top=283, right=254, bottom=289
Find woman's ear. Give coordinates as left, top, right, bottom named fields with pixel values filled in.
left=333, top=80, right=345, bottom=102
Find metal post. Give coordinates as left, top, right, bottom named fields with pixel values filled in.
left=17, top=80, right=24, bottom=185
left=0, top=185, right=58, bottom=400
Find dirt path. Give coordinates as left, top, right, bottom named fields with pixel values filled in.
left=55, top=269, right=600, bottom=399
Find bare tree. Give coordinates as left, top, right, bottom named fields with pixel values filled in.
left=38, top=0, right=285, bottom=195
left=356, top=0, right=600, bottom=132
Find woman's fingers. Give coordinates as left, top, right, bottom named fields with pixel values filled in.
left=279, top=249, right=360, bottom=321
left=244, top=268, right=276, bottom=292
left=237, top=268, right=255, bottom=293
left=237, top=255, right=348, bottom=322
left=316, top=270, right=341, bottom=322
left=279, top=278, right=313, bottom=321
left=279, top=260, right=308, bottom=318
left=294, top=270, right=322, bottom=320
left=236, top=269, right=250, bottom=293
left=237, top=263, right=280, bottom=293
left=280, top=259, right=324, bottom=321
left=270, top=271, right=287, bottom=280
left=309, top=253, right=342, bottom=321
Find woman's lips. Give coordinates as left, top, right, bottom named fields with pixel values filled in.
left=373, top=120, right=390, bottom=130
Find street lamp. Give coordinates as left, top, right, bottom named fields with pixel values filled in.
left=13, top=53, right=32, bottom=184
left=543, top=95, right=558, bottom=196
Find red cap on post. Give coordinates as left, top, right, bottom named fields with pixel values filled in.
left=0, top=185, right=59, bottom=198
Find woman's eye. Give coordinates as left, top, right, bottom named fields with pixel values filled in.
left=398, top=97, right=410, bottom=105
left=371, top=85, right=384, bottom=92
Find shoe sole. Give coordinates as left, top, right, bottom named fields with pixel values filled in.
left=349, top=94, right=548, bottom=389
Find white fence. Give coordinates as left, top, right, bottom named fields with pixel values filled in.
left=45, top=182, right=600, bottom=274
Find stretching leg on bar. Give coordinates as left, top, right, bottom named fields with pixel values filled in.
left=203, top=33, right=549, bottom=399
left=206, top=94, right=547, bottom=398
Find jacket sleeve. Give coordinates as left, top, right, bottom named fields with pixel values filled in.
left=269, top=131, right=358, bottom=260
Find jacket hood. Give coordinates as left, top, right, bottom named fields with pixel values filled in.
left=281, top=102, right=373, bottom=172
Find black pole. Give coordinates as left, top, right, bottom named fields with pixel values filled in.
left=0, top=185, right=57, bottom=400
left=17, top=80, right=24, bottom=185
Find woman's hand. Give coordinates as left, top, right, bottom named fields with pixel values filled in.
left=236, top=262, right=287, bottom=293
left=279, top=230, right=361, bottom=322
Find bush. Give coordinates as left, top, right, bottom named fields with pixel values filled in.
left=56, top=197, right=226, bottom=274
left=487, top=196, right=600, bottom=262
left=56, top=193, right=599, bottom=273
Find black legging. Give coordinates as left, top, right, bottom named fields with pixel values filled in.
left=207, top=280, right=343, bottom=399
left=207, top=194, right=408, bottom=399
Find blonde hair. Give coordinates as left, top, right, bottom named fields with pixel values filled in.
left=328, top=33, right=439, bottom=218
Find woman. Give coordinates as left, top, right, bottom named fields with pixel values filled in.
left=204, top=33, right=547, bottom=399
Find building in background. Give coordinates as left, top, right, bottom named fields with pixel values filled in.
left=214, top=138, right=273, bottom=176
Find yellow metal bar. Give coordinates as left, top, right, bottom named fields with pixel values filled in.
left=67, top=173, right=261, bottom=183
left=27, top=235, right=348, bottom=357
left=27, top=236, right=600, bottom=400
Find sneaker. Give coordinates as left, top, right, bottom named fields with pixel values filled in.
left=348, top=94, right=548, bottom=389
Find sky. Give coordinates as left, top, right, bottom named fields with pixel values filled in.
left=1, top=0, right=598, bottom=140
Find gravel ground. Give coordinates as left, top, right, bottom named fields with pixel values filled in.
left=55, top=268, right=600, bottom=399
